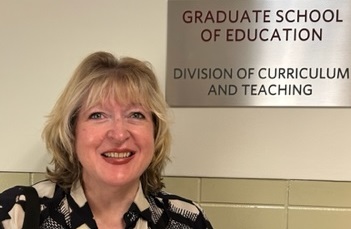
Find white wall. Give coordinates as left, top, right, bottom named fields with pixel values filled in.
left=0, top=0, right=168, bottom=172
left=1, top=0, right=351, bottom=181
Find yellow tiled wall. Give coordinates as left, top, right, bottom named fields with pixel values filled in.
left=1, top=173, right=351, bottom=229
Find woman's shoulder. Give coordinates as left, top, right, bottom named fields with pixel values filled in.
left=0, top=180, right=59, bottom=215
left=147, top=190, right=213, bottom=228
left=154, top=190, right=202, bottom=212
left=0, top=180, right=65, bottom=227
left=0, top=184, right=43, bottom=225
left=0, top=185, right=26, bottom=210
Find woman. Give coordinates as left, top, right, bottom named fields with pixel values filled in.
left=0, top=51, right=213, bottom=228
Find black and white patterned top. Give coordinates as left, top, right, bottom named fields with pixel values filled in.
left=0, top=180, right=213, bottom=229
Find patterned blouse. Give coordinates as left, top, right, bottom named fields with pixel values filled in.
left=0, top=180, right=213, bottom=229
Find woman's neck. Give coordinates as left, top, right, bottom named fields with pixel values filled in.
left=82, top=179, right=140, bottom=229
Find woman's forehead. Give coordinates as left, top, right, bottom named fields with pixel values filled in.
left=87, top=82, right=143, bottom=101
left=82, top=90, right=150, bottom=110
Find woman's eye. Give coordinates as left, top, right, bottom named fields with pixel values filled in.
left=130, top=112, right=145, bottom=119
left=89, top=112, right=103, bottom=119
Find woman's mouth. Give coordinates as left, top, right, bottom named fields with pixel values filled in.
left=102, top=152, right=134, bottom=158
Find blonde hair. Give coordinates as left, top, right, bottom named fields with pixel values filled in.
left=42, top=51, right=171, bottom=194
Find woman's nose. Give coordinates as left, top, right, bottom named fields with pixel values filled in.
left=106, top=120, right=130, bottom=143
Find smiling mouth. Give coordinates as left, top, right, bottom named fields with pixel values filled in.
left=102, top=152, right=134, bottom=158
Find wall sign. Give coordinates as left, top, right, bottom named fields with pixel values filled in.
left=166, top=0, right=351, bottom=107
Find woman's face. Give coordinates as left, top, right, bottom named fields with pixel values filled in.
left=75, top=98, right=155, bottom=189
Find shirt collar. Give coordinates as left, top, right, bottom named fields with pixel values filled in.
left=70, top=180, right=88, bottom=208
left=70, top=181, right=150, bottom=210
left=133, top=183, right=150, bottom=212
left=68, top=181, right=151, bottom=228
left=123, top=183, right=153, bottom=228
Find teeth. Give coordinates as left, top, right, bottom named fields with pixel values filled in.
left=103, top=152, right=132, bottom=158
